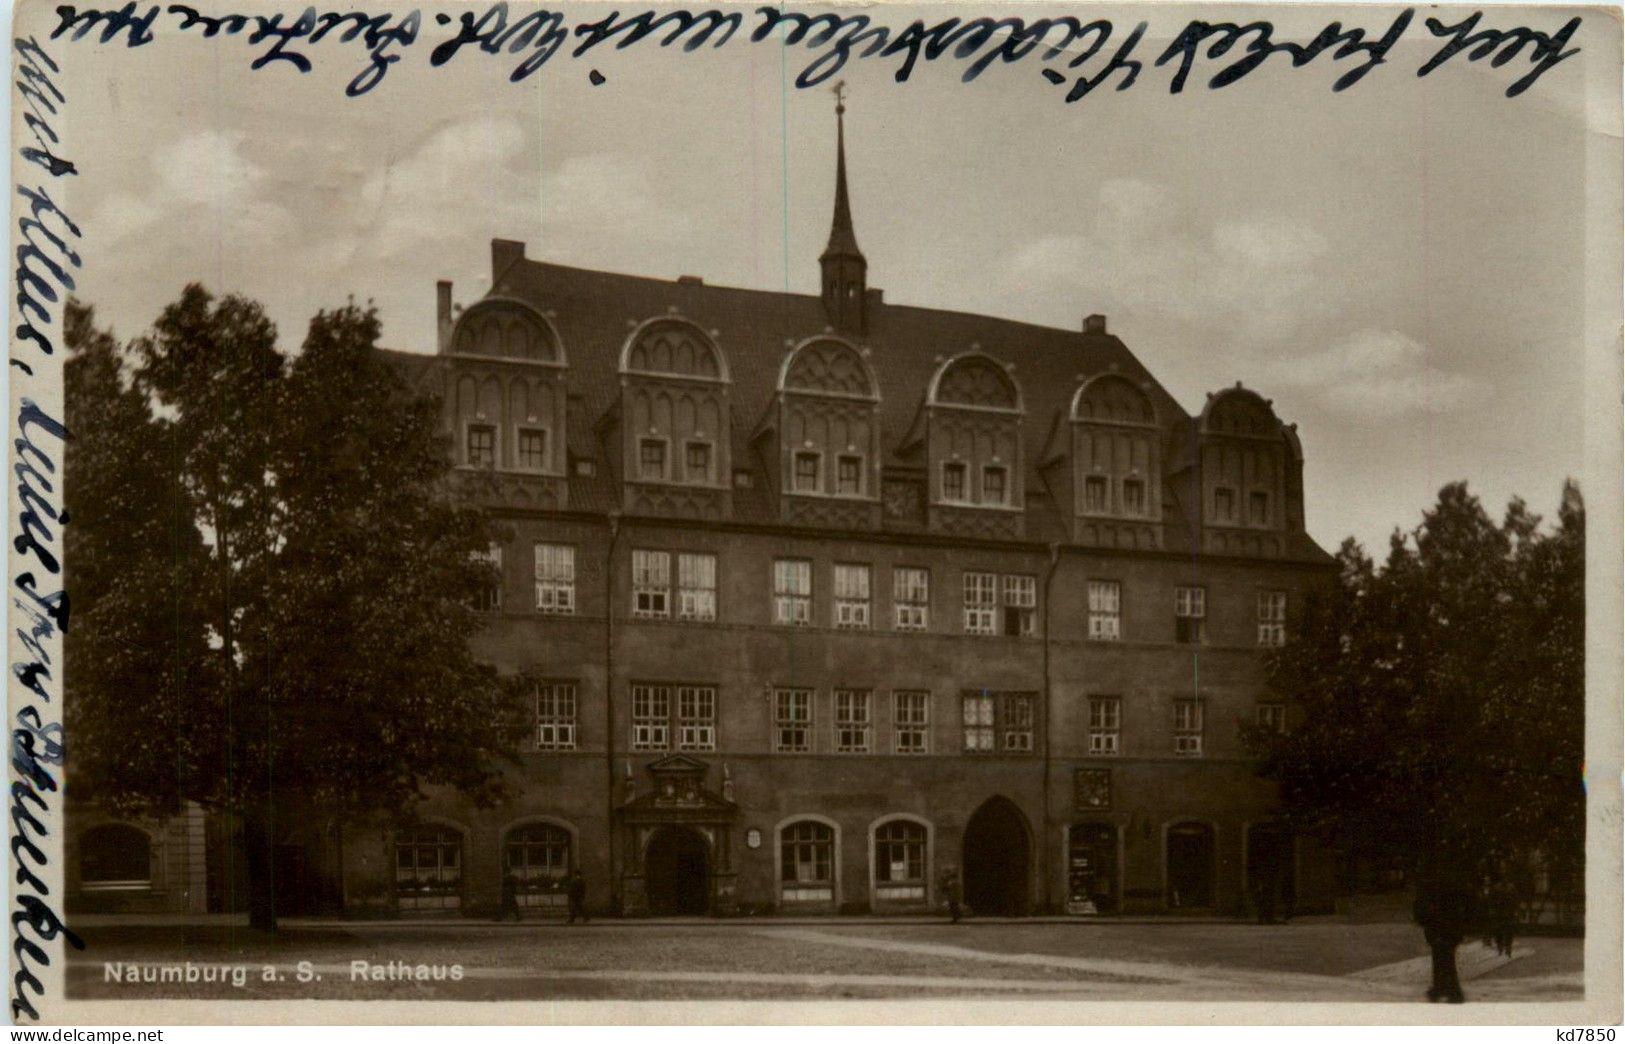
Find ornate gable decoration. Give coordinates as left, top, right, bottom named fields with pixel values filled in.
left=780, top=337, right=878, bottom=400
left=621, top=754, right=737, bottom=821
left=1072, top=374, right=1156, bottom=426
left=929, top=353, right=1021, bottom=412
left=621, top=318, right=728, bottom=383
left=1201, top=386, right=1279, bottom=438
left=451, top=298, right=565, bottom=365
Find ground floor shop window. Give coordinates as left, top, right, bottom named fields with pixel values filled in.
left=874, top=820, right=927, bottom=902
left=780, top=820, right=835, bottom=904
left=505, top=824, right=571, bottom=909
left=396, top=826, right=463, bottom=910
left=1068, top=822, right=1118, bottom=913
left=79, top=824, right=151, bottom=890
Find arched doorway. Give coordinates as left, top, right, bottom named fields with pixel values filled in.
left=644, top=825, right=710, bottom=915
left=962, top=797, right=1031, bottom=916
left=1166, top=821, right=1216, bottom=910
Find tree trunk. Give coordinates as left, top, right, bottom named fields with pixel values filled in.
left=242, top=795, right=277, bottom=931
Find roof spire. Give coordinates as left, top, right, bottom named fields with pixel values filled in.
left=822, top=79, right=863, bottom=263
left=820, top=81, right=868, bottom=333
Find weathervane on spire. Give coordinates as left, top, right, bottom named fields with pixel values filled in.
left=833, top=79, right=847, bottom=116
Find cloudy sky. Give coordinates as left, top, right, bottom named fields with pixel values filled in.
left=40, top=2, right=1609, bottom=553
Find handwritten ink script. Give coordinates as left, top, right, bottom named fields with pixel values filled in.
left=48, top=3, right=1582, bottom=100
left=10, top=35, right=85, bottom=1023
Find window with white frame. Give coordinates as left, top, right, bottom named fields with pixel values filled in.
left=676, top=685, right=717, bottom=751
left=942, top=462, right=968, bottom=502
left=631, top=684, right=672, bottom=751
left=961, top=691, right=994, bottom=752
left=1083, top=474, right=1108, bottom=513
left=505, top=824, right=570, bottom=908
left=474, top=544, right=503, bottom=613
left=963, top=571, right=997, bottom=634
left=1175, top=586, right=1206, bottom=644
left=1258, top=591, right=1287, bottom=647
left=1088, top=696, right=1121, bottom=756
left=893, top=690, right=930, bottom=754
left=632, top=550, right=671, bottom=618
left=516, top=428, right=547, bottom=471
left=780, top=821, right=834, bottom=902
left=874, top=821, right=926, bottom=900
left=893, top=567, right=930, bottom=631
left=1003, top=574, right=1037, bottom=636
left=981, top=465, right=1008, bottom=506
left=534, top=681, right=577, bottom=751
left=677, top=553, right=717, bottom=622
left=836, top=455, right=863, bottom=495
left=1174, top=699, right=1204, bottom=756
left=1087, top=580, right=1121, bottom=640
left=773, top=559, right=812, bottom=626
left=835, top=689, right=872, bottom=753
left=1257, top=702, right=1287, bottom=734
left=1122, top=477, right=1147, bottom=515
left=793, top=451, right=821, bottom=493
left=466, top=424, right=496, bottom=468
left=639, top=439, right=667, bottom=481
left=534, top=544, right=575, bottom=614
left=774, top=688, right=812, bottom=752
left=685, top=441, right=712, bottom=484
left=1002, top=693, right=1035, bottom=752
left=834, top=563, right=871, bottom=629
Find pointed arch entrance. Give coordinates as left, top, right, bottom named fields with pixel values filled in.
left=961, top=797, right=1031, bottom=916
left=644, top=825, right=710, bottom=915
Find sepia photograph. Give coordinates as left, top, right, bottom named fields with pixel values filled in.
left=7, top=0, right=1621, bottom=1027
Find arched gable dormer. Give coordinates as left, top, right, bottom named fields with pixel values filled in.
left=451, top=297, right=567, bottom=365
left=1198, top=385, right=1289, bottom=553
left=775, top=338, right=881, bottom=520
left=1070, top=373, right=1161, bottom=529
left=922, top=351, right=1024, bottom=538
left=619, top=315, right=732, bottom=521
left=446, top=298, right=568, bottom=483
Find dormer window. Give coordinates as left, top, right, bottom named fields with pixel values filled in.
left=836, top=455, right=863, bottom=496
left=793, top=452, right=821, bottom=493
left=942, top=462, right=968, bottom=502
left=639, top=439, right=668, bottom=481
left=1122, top=478, right=1146, bottom=516
left=516, top=428, right=547, bottom=472
left=467, top=424, right=496, bottom=468
left=1214, top=487, right=1236, bottom=523
left=686, top=442, right=713, bottom=484
left=1249, top=491, right=1270, bottom=525
left=1083, top=475, right=1108, bottom=513
left=981, top=466, right=1008, bottom=506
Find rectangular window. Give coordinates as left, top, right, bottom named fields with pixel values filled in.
left=893, top=567, right=930, bottom=631
left=1257, top=703, right=1287, bottom=734
left=1214, top=487, right=1236, bottom=522
left=632, top=683, right=672, bottom=751
left=773, top=559, right=812, bottom=626
left=466, top=424, right=496, bottom=467
left=1087, top=581, right=1121, bottom=641
left=834, top=563, right=871, bottom=629
left=942, top=462, right=968, bottom=502
left=685, top=442, right=712, bottom=483
left=893, top=690, right=930, bottom=754
left=1258, top=591, right=1287, bottom=647
left=676, top=685, right=716, bottom=751
left=793, top=451, right=821, bottom=493
left=1249, top=490, right=1270, bottom=525
left=639, top=439, right=667, bottom=481
left=1174, top=699, right=1204, bottom=757
left=534, top=544, right=575, bottom=614
left=474, top=544, right=503, bottom=613
left=1122, top=478, right=1146, bottom=515
left=981, top=465, right=1008, bottom=506
left=963, top=571, right=997, bottom=635
left=835, top=689, right=872, bottom=753
left=836, top=455, right=863, bottom=495
left=1003, top=574, right=1037, bottom=637
left=1175, top=586, right=1207, bottom=644
left=961, top=692, right=995, bottom=752
left=1001, top=693, right=1035, bottom=752
left=631, top=550, right=671, bottom=619
left=534, top=680, right=577, bottom=751
left=1088, top=696, right=1121, bottom=756
left=516, top=428, right=547, bottom=471
left=774, top=688, right=812, bottom=753
left=677, top=553, right=717, bottom=622
left=1084, top=474, right=1108, bottom=513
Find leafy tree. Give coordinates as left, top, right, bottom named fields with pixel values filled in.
left=1250, top=481, right=1585, bottom=907
left=65, top=288, right=522, bottom=930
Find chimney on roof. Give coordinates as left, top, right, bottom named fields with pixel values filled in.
left=492, top=238, right=526, bottom=280
left=1084, top=314, right=1108, bottom=334
left=436, top=280, right=453, bottom=353
left=678, top=274, right=704, bottom=286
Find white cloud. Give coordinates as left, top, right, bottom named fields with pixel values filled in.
left=1269, top=328, right=1487, bottom=418
left=538, top=153, right=697, bottom=256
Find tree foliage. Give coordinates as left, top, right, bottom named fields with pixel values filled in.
left=64, top=288, right=523, bottom=927
left=1251, top=481, right=1585, bottom=895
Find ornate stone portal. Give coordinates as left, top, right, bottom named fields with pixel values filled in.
left=617, top=754, right=738, bottom=916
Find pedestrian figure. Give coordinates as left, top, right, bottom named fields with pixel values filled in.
left=495, top=870, right=523, bottom=922
left=939, top=867, right=962, bottom=923
left=1414, top=873, right=1474, bottom=1003
left=566, top=868, right=589, bottom=924
left=1484, top=877, right=1517, bottom=958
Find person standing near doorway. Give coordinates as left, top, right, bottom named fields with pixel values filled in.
left=939, top=866, right=962, bottom=923
left=494, top=870, right=522, bottom=922
left=567, top=868, right=590, bottom=924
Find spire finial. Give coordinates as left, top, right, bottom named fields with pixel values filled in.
left=833, top=79, right=847, bottom=116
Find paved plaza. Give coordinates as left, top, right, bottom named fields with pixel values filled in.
left=66, top=916, right=1582, bottom=1004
